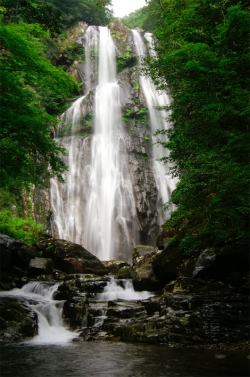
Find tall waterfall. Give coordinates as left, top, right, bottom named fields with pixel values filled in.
left=132, top=30, right=176, bottom=225
left=83, top=27, right=139, bottom=261
left=50, top=25, right=176, bottom=262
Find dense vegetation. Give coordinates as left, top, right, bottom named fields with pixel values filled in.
left=0, top=0, right=112, bottom=242
left=143, top=0, right=250, bottom=255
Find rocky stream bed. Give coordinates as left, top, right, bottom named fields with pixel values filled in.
left=0, top=234, right=249, bottom=353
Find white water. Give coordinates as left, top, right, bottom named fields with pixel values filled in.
left=96, top=279, right=153, bottom=301
left=51, top=26, right=139, bottom=261
left=83, top=27, right=139, bottom=261
left=0, top=282, right=76, bottom=345
left=132, top=30, right=176, bottom=224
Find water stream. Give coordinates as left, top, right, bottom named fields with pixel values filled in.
left=132, top=30, right=176, bottom=225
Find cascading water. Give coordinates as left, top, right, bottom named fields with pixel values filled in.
left=50, top=25, right=176, bottom=262
left=83, top=27, right=139, bottom=261
left=0, top=282, right=76, bottom=345
left=132, top=30, right=176, bottom=224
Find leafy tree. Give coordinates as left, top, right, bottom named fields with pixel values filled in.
left=1, top=0, right=62, bottom=35
left=146, top=0, right=250, bottom=255
left=1, top=0, right=113, bottom=32
left=0, top=21, right=79, bottom=189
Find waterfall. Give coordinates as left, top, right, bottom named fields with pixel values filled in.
left=51, top=26, right=139, bottom=261
left=83, top=27, right=139, bottom=261
left=132, top=30, right=176, bottom=224
left=50, top=25, right=176, bottom=262
left=0, top=282, right=75, bottom=345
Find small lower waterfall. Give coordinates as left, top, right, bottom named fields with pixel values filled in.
left=0, top=282, right=75, bottom=345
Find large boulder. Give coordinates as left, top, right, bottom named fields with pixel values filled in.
left=152, top=247, right=184, bottom=284
left=36, top=238, right=108, bottom=276
left=132, top=245, right=162, bottom=291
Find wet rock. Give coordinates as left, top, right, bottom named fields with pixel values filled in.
left=132, top=245, right=162, bottom=291
left=28, top=258, right=54, bottom=277
left=102, top=260, right=130, bottom=275
left=63, top=296, right=89, bottom=327
left=57, top=274, right=109, bottom=300
left=35, top=238, right=108, bottom=276
left=115, top=266, right=134, bottom=279
left=0, top=297, right=38, bottom=341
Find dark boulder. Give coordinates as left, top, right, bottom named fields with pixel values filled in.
left=0, top=297, right=38, bottom=341
left=36, top=238, right=108, bottom=276
left=12, top=244, right=40, bottom=270
left=152, top=247, right=184, bottom=284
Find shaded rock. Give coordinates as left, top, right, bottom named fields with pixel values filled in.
left=132, top=245, right=162, bottom=291
left=53, top=269, right=67, bottom=281
left=28, top=258, right=54, bottom=277
left=0, top=297, right=38, bottom=341
left=102, top=260, right=130, bottom=275
left=0, top=234, right=16, bottom=270
left=177, top=256, right=199, bottom=278
left=177, top=248, right=250, bottom=280
left=152, top=247, right=184, bottom=284
left=36, top=238, right=108, bottom=276
left=12, top=244, right=40, bottom=270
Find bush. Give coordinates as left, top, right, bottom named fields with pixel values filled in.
left=0, top=210, right=45, bottom=245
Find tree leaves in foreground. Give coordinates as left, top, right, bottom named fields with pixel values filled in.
left=147, top=0, right=250, bottom=255
left=0, top=21, right=79, bottom=188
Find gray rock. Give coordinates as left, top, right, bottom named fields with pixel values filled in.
left=28, top=257, right=54, bottom=277
left=192, top=248, right=216, bottom=277
left=132, top=245, right=162, bottom=291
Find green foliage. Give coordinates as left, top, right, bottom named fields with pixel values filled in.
left=1, top=0, right=113, bottom=33
left=60, top=112, right=93, bottom=137
left=116, top=48, right=137, bottom=73
left=51, top=0, right=113, bottom=29
left=147, top=0, right=250, bottom=254
left=0, top=21, right=79, bottom=188
left=122, top=106, right=150, bottom=127
left=0, top=210, right=45, bottom=244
